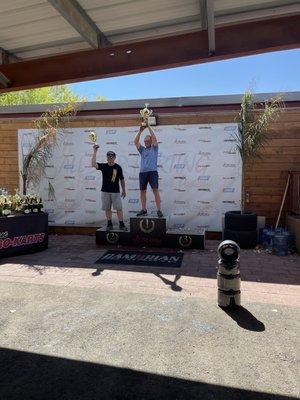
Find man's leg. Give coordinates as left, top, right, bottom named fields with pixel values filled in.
left=152, top=189, right=161, bottom=211
left=113, top=193, right=126, bottom=229
left=101, top=192, right=113, bottom=229
left=149, top=171, right=163, bottom=216
left=140, top=190, right=147, bottom=210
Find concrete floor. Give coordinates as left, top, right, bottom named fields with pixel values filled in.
left=0, top=235, right=299, bottom=400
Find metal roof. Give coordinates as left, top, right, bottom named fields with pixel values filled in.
left=0, top=91, right=299, bottom=115
left=1, top=0, right=299, bottom=60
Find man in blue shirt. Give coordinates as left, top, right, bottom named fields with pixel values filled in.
left=134, top=124, right=163, bottom=217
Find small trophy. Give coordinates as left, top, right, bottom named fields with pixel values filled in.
left=140, top=103, right=153, bottom=127
left=88, top=131, right=99, bottom=149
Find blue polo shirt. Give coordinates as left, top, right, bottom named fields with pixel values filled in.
left=138, top=145, right=158, bottom=173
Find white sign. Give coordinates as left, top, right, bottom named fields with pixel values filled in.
left=18, top=124, right=242, bottom=231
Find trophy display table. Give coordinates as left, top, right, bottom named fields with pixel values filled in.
left=96, top=217, right=205, bottom=249
left=0, top=213, right=48, bottom=258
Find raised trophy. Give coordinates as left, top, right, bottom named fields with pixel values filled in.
left=88, top=130, right=99, bottom=149
left=140, top=103, right=153, bottom=127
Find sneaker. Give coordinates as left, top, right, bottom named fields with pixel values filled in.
left=157, top=210, right=163, bottom=218
left=106, top=223, right=113, bottom=231
left=136, top=209, right=147, bottom=217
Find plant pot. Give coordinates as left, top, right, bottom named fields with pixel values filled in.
left=225, top=211, right=257, bottom=231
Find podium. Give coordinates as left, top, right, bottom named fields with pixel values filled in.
left=96, top=217, right=205, bottom=250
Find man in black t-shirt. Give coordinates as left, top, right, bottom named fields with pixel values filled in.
left=91, top=144, right=126, bottom=230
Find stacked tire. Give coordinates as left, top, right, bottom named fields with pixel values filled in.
left=224, top=211, right=257, bottom=249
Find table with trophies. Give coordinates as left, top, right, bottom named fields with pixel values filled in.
left=0, top=192, right=48, bottom=258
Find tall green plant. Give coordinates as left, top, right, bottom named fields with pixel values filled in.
left=234, top=92, right=283, bottom=213
left=21, top=103, right=76, bottom=195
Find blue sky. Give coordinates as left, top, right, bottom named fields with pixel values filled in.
left=70, top=49, right=300, bottom=100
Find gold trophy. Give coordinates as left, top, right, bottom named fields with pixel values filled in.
left=140, top=103, right=153, bottom=127
left=88, top=130, right=99, bottom=150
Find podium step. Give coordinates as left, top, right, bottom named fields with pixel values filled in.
left=96, top=227, right=131, bottom=245
left=130, top=216, right=166, bottom=236
left=165, top=229, right=205, bottom=250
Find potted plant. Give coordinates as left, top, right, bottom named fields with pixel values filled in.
left=224, top=91, right=283, bottom=248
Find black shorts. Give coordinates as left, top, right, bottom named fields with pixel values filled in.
left=139, top=171, right=159, bottom=190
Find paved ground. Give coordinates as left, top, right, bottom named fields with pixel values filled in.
left=0, top=235, right=299, bottom=400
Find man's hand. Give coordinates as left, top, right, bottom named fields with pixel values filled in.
left=93, top=144, right=99, bottom=151
left=121, top=191, right=126, bottom=199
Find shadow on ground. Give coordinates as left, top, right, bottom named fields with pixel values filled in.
left=0, top=347, right=295, bottom=400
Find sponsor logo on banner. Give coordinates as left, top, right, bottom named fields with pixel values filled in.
left=48, top=219, right=56, bottom=223
left=197, top=164, right=210, bottom=168
left=223, top=150, right=237, bottom=155
left=197, top=225, right=210, bottom=229
left=224, top=126, right=237, bottom=131
left=174, top=139, right=186, bottom=144
left=173, top=212, right=186, bottom=216
left=198, top=188, right=211, bottom=192
left=222, top=176, right=235, bottom=180
left=85, top=199, right=97, bottom=203
left=173, top=223, right=186, bottom=229
left=224, top=138, right=236, bottom=142
left=64, top=188, right=76, bottom=191
left=197, top=200, right=210, bottom=204
left=44, top=209, right=54, bottom=213
left=198, top=176, right=210, bottom=181
left=198, top=139, right=211, bottom=143
left=63, top=142, right=74, bottom=146
left=64, top=153, right=74, bottom=157
left=128, top=199, right=139, bottom=204
left=222, top=200, right=236, bottom=204
left=173, top=153, right=186, bottom=156
left=0, top=233, right=46, bottom=249
left=198, top=126, right=211, bottom=130
left=129, top=153, right=139, bottom=156
left=64, top=176, right=75, bottom=179
left=65, top=131, right=74, bottom=135
left=106, top=129, right=117, bottom=134
left=197, top=212, right=210, bottom=216
left=64, top=198, right=75, bottom=203
left=223, top=163, right=236, bottom=168
left=198, top=151, right=211, bottom=156
left=85, top=176, right=96, bottom=180
left=128, top=188, right=139, bottom=191
left=64, top=164, right=74, bottom=170
left=85, top=187, right=96, bottom=191
left=174, top=127, right=187, bottom=131
left=174, top=176, right=186, bottom=180
left=106, top=141, right=118, bottom=145
left=128, top=210, right=139, bottom=214
left=65, top=210, right=75, bottom=214
left=223, top=188, right=235, bottom=193
left=45, top=164, right=54, bottom=168
left=65, top=220, right=76, bottom=225
left=174, top=200, right=186, bottom=205
left=173, top=164, right=185, bottom=170
left=128, top=141, right=135, bottom=146
left=173, top=189, right=186, bottom=192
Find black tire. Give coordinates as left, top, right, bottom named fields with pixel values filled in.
left=224, top=228, right=257, bottom=249
left=225, top=211, right=257, bottom=231
left=217, top=240, right=240, bottom=262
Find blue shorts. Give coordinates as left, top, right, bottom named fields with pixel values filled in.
left=139, top=171, right=159, bottom=190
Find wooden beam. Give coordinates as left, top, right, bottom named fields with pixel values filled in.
left=0, top=15, right=299, bottom=93
left=48, top=0, right=110, bottom=48
left=0, top=72, right=11, bottom=88
left=206, top=0, right=215, bottom=55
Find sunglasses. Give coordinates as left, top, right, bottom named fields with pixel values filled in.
left=107, top=154, right=115, bottom=158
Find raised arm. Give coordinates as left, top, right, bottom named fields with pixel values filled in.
left=134, top=125, right=146, bottom=149
left=147, top=124, right=158, bottom=147
left=91, top=144, right=99, bottom=169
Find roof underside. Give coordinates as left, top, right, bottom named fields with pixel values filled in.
left=1, top=0, right=299, bottom=60
left=0, top=0, right=299, bottom=92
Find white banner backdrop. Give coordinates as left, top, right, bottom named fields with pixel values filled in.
left=18, top=123, right=242, bottom=231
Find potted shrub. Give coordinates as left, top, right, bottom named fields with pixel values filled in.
left=224, top=92, right=283, bottom=248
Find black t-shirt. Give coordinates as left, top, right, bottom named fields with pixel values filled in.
left=97, top=162, right=124, bottom=193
